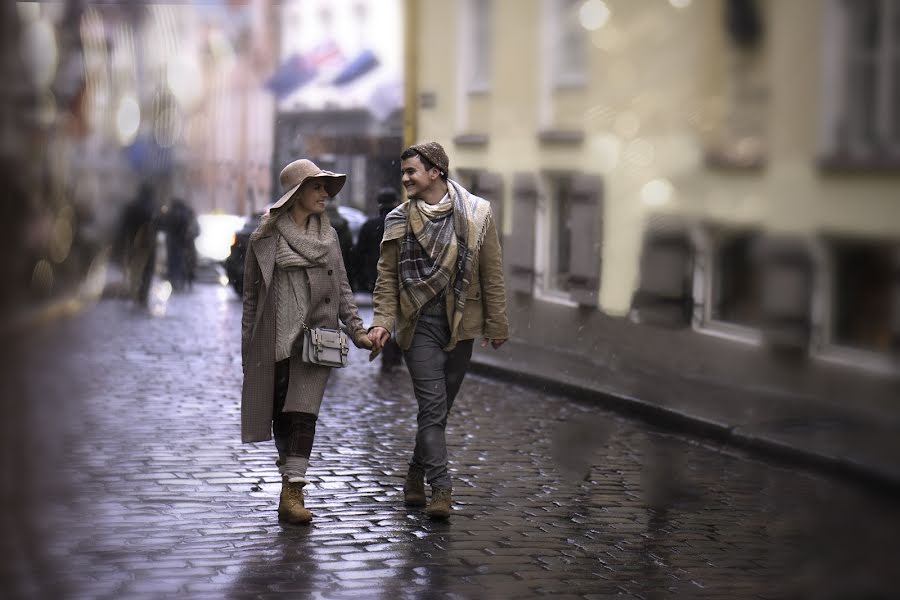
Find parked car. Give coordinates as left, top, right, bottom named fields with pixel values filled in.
left=224, top=213, right=261, bottom=296
left=195, top=213, right=246, bottom=284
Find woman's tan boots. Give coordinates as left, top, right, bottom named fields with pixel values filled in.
left=278, top=479, right=312, bottom=524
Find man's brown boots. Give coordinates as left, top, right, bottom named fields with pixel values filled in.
left=403, top=466, right=426, bottom=507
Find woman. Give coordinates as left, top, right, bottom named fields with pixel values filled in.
left=241, top=158, right=372, bottom=524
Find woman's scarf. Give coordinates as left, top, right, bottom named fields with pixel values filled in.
left=383, top=179, right=492, bottom=329
left=274, top=211, right=332, bottom=269
left=272, top=211, right=333, bottom=361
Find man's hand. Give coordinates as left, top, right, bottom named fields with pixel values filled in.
left=481, top=338, right=506, bottom=350
left=368, top=326, right=390, bottom=351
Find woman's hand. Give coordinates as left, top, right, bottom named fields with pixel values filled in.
left=352, top=329, right=374, bottom=350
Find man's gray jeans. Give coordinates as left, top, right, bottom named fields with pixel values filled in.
left=404, top=313, right=474, bottom=490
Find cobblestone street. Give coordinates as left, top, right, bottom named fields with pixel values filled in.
left=2, top=283, right=899, bottom=599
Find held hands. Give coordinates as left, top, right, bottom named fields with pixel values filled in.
left=368, top=326, right=390, bottom=352
left=481, top=338, right=507, bottom=350
left=352, top=329, right=374, bottom=350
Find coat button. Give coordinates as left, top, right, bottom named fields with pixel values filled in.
left=327, top=269, right=333, bottom=276
left=324, top=297, right=331, bottom=304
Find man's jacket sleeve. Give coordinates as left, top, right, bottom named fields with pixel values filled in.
left=479, top=213, right=509, bottom=340
left=370, top=239, right=399, bottom=333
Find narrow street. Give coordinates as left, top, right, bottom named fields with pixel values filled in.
left=2, top=283, right=898, bottom=599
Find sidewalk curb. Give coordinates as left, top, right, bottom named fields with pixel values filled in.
left=469, top=355, right=900, bottom=497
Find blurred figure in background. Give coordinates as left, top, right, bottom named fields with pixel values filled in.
left=325, top=198, right=354, bottom=284
left=355, top=187, right=403, bottom=372
left=355, top=187, right=400, bottom=292
left=161, top=198, right=199, bottom=292
left=115, top=183, right=159, bottom=307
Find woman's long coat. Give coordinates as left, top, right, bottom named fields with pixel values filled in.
left=240, top=227, right=362, bottom=443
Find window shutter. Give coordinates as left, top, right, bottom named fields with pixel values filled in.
left=754, top=237, right=813, bottom=349
left=567, top=174, right=603, bottom=306
left=508, top=173, right=538, bottom=294
left=631, top=220, right=693, bottom=327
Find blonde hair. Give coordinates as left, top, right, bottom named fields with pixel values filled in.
left=251, top=196, right=294, bottom=240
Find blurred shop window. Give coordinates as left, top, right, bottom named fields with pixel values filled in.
left=462, top=0, right=492, bottom=93
left=711, top=230, right=762, bottom=328
left=537, top=172, right=602, bottom=306
left=548, top=0, right=587, bottom=88
left=820, top=0, right=900, bottom=165
left=829, top=239, right=896, bottom=353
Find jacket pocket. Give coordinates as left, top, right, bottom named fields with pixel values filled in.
left=460, top=295, right=484, bottom=337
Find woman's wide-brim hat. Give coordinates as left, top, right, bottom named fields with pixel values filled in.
left=271, top=159, right=346, bottom=211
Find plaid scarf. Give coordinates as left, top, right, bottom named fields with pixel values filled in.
left=383, top=180, right=492, bottom=329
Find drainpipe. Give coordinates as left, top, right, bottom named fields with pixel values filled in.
left=403, top=0, right=418, bottom=147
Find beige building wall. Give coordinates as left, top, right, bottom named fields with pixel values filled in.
left=412, top=0, right=900, bottom=317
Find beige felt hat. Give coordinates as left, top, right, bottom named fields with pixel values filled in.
left=271, top=159, right=346, bottom=211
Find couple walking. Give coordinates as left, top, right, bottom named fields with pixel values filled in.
left=240, top=142, right=509, bottom=524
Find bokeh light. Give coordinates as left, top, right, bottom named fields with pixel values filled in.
left=579, top=0, right=611, bottom=31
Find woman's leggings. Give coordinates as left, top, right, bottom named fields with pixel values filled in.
left=272, top=359, right=316, bottom=482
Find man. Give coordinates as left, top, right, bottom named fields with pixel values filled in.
left=354, top=187, right=400, bottom=293
left=355, top=188, right=403, bottom=372
left=325, top=198, right=353, bottom=277
left=117, top=182, right=159, bottom=307
left=368, top=142, right=509, bottom=519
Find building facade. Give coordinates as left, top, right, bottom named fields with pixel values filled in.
left=272, top=0, right=403, bottom=214
left=407, top=0, right=899, bottom=392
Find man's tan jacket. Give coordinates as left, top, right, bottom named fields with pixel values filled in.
left=370, top=206, right=509, bottom=351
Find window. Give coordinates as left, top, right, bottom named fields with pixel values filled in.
left=829, top=239, right=895, bottom=353
left=536, top=172, right=601, bottom=305
left=845, top=0, right=900, bottom=155
left=543, top=175, right=574, bottom=294
left=693, top=226, right=763, bottom=342
left=711, top=231, right=762, bottom=328
left=822, top=0, right=900, bottom=162
left=462, top=0, right=492, bottom=92
left=549, top=0, right=587, bottom=87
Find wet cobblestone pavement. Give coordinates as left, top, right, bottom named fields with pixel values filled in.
left=2, top=284, right=899, bottom=599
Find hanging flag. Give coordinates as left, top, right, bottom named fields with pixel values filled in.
left=306, top=39, right=344, bottom=70
left=332, top=49, right=380, bottom=86
left=265, top=54, right=316, bottom=98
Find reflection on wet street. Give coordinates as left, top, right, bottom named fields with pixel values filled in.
left=1, top=284, right=899, bottom=599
